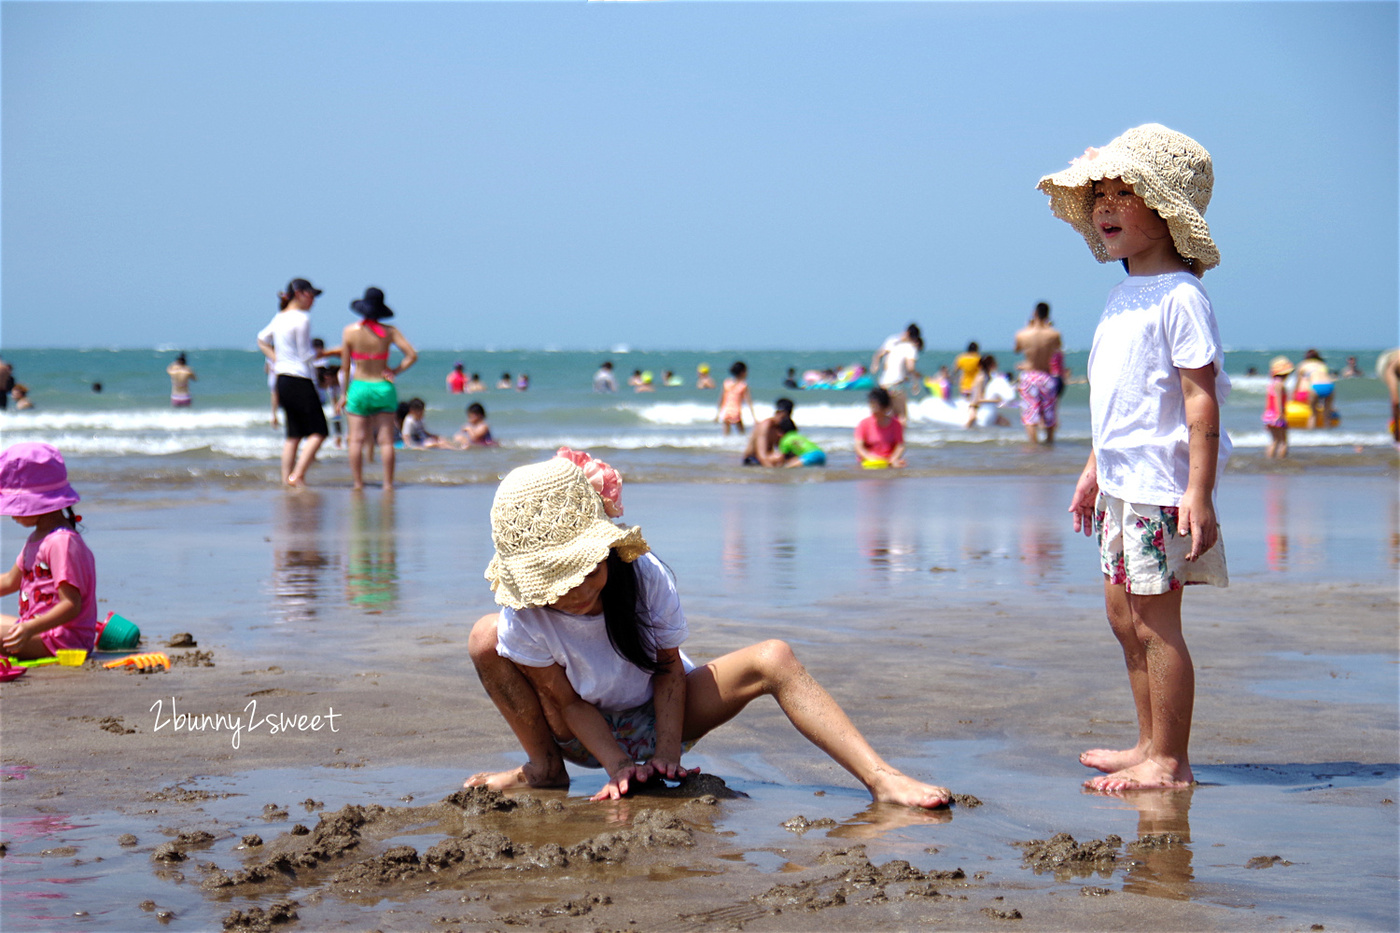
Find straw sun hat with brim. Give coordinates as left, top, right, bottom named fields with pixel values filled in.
left=485, top=458, right=649, bottom=610
left=1037, top=123, right=1219, bottom=274
left=1269, top=356, right=1295, bottom=377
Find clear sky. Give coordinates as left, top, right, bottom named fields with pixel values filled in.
left=3, top=1, right=1396, bottom=352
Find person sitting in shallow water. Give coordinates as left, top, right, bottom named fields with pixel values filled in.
left=465, top=451, right=951, bottom=808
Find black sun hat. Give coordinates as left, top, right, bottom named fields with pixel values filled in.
left=350, top=286, right=394, bottom=320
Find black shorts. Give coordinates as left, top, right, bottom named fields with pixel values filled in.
left=276, top=374, right=329, bottom=439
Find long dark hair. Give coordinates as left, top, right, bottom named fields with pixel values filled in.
left=599, top=550, right=664, bottom=675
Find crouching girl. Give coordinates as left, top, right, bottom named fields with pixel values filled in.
left=465, top=449, right=950, bottom=808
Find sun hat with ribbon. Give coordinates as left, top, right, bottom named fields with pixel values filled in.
left=1269, top=356, right=1295, bottom=377
left=1037, top=123, right=1219, bottom=274
left=485, top=454, right=648, bottom=610
left=350, top=286, right=394, bottom=321
left=0, top=442, right=81, bottom=517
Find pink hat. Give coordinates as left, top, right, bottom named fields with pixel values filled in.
left=0, top=443, right=81, bottom=517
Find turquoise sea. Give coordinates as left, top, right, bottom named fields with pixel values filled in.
left=0, top=346, right=1394, bottom=488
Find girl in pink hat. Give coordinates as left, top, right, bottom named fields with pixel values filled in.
left=0, top=443, right=98, bottom=660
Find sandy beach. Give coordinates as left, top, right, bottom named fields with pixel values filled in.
left=2, top=469, right=1396, bottom=932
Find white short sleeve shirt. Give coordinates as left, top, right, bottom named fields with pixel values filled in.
left=1087, top=272, right=1232, bottom=505
left=495, top=552, right=695, bottom=711
left=257, top=309, right=317, bottom=381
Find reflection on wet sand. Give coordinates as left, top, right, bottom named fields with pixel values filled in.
left=1264, top=476, right=1289, bottom=572
left=1089, top=785, right=1195, bottom=900
left=346, top=491, right=398, bottom=612
left=855, top=479, right=923, bottom=573
left=270, top=489, right=332, bottom=624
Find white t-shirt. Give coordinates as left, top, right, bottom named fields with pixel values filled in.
left=1088, top=272, right=1232, bottom=505
left=877, top=336, right=919, bottom=389
left=257, top=309, right=317, bottom=381
left=495, top=552, right=695, bottom=711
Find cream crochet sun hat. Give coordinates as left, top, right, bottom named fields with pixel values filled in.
left=1037, top=123, right=1219, bottom=274
left=485, top=458, right=649, bottom=610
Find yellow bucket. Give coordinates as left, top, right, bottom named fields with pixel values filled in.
left=56, top=650, right=87, bottom=667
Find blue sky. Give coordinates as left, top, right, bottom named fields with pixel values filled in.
left=3, top=2, right=1396, bottom=352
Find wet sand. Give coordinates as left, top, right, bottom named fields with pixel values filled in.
left=2, top=471, right=1397, bottom=931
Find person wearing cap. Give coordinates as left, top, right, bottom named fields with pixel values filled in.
left=0, top=443, right=98, bottom=660
left=337, top=286, right=418, bottom=491
left=258, top=278, right=330, bottom=486
left=695, top=363, right=715, bottom=390
left=1263, top=356, right=1293, bottom=459
left=741, top=398, right=795, bottom=467
left=1040, top=124, right=1231, bottom=793
left=464, top=451, right=952, bottom=808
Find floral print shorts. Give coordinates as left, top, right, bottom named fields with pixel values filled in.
left=556, top=700, right=699, bottom=769
left=1094, top=492, right=1229, bottom=595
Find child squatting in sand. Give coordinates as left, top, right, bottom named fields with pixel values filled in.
left=466, top=448, right=949, bottom=808
left=0, top=443, right=98, bottom=660
left=1038, top=124, right=1231, bottom=792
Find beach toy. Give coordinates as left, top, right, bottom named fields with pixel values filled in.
left=102, top=652, right=170, bottom=672
left=861, top=458, right=890, bottom=470
left=0, top=658, right=25, bottom=683
left=1285, top=401, right=1341, bottom=429
left=7, top=656, right=59, bottom=668
left=96, top=612, right=141, bottom=651
left=56, top=649, right=87, bottom=666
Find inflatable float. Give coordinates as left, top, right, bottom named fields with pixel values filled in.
left=908, top=375, right=1017, bottom=428
left=1284, top=400, right=1340, bottom=429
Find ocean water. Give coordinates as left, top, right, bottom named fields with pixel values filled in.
left=0, top=347, right=1394, bottom=487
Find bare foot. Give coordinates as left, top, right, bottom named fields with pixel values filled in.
left=464, top=762, right=569, bottom=792
left=1083, top=758, right=1194, bottom=793
left=1079, top=745, right=1148, bottom=774
left=868, top=769, right=951, bottom=809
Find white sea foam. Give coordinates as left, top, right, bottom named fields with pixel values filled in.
left=0, top=408, right=274, bottom=431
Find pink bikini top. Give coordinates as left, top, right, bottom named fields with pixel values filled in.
left=350, top=319, right=390, bottom=361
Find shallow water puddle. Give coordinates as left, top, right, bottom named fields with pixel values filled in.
left=1248, top=651, right=1398, bottom=705
left=2, top=742, right=1396, bottom=931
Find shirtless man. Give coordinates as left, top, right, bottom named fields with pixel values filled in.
left=1013, top=303, right=1062, bottom=444
left=741, top=398, right=794, bottom=467
left=167, top=353, right=196, bottom=408
left=1381, top=348, right=1400, bottom=446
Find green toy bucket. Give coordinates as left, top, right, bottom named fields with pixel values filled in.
left=97, top=613, right=141, bottom=651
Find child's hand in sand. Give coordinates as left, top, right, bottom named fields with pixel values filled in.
left=592, top=762, right=653, bottom=801
left=644, top=756, right=700, bottom=783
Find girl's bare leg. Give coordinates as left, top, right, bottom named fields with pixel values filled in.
left=280, top=438, right=299, bottom=486
left=1086, top=587, right=1195, bottom=791
left=683, top=640, right=949, bottom=809
left=373, top=413, right=396, bottom=490
left=1081, top=581, right=1153, bottom=774
left=464, top=614, right=569, bottom=790
left=347, top=415, right=367, bottom=490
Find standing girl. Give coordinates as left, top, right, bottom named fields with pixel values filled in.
left=257, top=278, right=330, bottom=486
left=0, top=443, right=97, bottom=660
left=715, top=361, right=756, bottom=435
left=337, top=287, right=418, bottom=491
left=1040, top=124, right=1230, bottom=792
left=466, top=451, right=950, bottom=808
left=1263, top=357, right=1292, bottom=459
